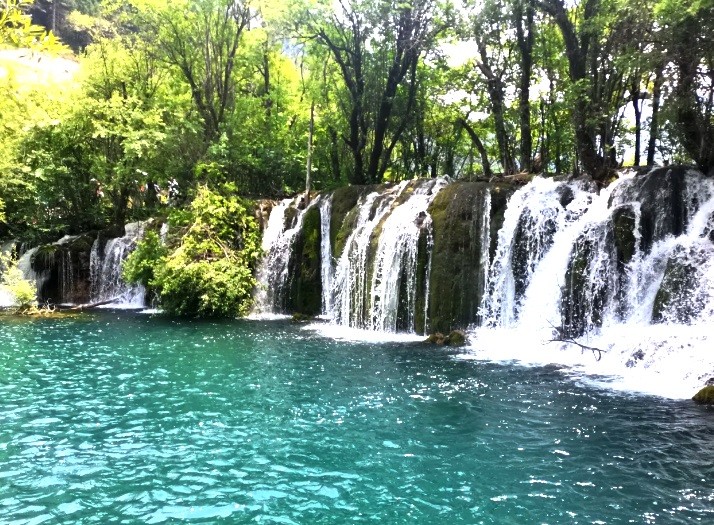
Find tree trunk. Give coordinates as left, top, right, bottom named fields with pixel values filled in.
left=515, top=0, right=535, bottom=172
left=328, top=126, right=341, bottom=181
left=459, top=118, right=493, bottom=179
left=647, top=66, right=664, bottom=166
left=305, top=101, right=314, bottom=198
left=631, top=76, right=642, bottom=166
left=477, top=40, right=516, bottom=175
left=536, top=0, right=607, bottom=180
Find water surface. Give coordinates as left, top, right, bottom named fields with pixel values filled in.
left=1, top=313, right=712, bottom=523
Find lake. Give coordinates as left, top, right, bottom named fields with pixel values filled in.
left=1, top=312, right=712, bottom=523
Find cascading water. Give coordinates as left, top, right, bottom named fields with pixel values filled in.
left=481, top=177, right=595, bottom=327
left=319, top=195, right=334, bottom=316
left=252, top=195, right=316, bottom=316
left=89, top=223, right=146, bottom=307
left=329, top=181, right=409, bottom=329
left=470, top=168, right=714, bottom=397
left=368, top=178, right=449, bottom=332
left=255, top=167, right=714, bottom=396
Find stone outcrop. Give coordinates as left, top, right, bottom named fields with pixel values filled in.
left=427, top=182, right=513, bottom=334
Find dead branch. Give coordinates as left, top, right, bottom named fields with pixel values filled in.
left=546, top=320, right=606, bottom=361
left=70, top=298, right=121, bottom=310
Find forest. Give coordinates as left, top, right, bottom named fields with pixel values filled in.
left=1, top=0, right=712, bottom=315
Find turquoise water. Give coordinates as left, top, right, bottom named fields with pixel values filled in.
left=0, top=313, right=712, bottom=524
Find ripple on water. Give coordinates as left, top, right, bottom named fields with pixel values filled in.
left=0, top=314, right=712, bottom=524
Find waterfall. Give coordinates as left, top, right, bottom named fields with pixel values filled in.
left=475, top=190, right=492, bottom=325
left=319, top=195, right=334, bottom=316
left=17, top=247, right=43, bottom=290
left=89, top=223, right=146, bottom=307
left=329, top=181, right=409, bottom=328
left=252, top=195, right=316, bottom=316
left=481, top=177, right=596, bottom=327
left=368, top=178, right=449, bottom=332
left=466, top=168, right=714, bottom=398
left=254, top=166, right=714, bottom=395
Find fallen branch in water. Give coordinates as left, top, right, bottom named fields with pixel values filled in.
left=70, top=298, right=120, bottom=310
left=546, top=321, right=606, bottom=361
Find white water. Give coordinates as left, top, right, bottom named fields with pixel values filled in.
left=90, top=223, right=146, bottom=308
left=470, top=170, right=714, bottom=398
left=329, top=182, right=409, bottom=328
left=319, top=196, right=334, bottom=316
left=251, top=196, right=316, bottom=315
left=481, top=176, right=596, bottom=327
left=369, top=178, right=449, bottom=332
left=256, top=169, right=714, bottom=398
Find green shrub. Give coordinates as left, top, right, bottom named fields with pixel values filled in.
left=0, top=254, right=37, bottom=311
left=122, top=186, right=261, bottom=317
left=122, top=230, right=167, bottom=288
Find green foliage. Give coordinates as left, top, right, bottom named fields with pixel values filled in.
left=0, top=253, right=37, bottom=310
left=122, top=230, right=167, bottom=287
left=1, top=0, right=65, bottom=51
left=123, top=186, right=262, bottom=317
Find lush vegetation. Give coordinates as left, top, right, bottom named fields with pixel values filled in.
left=1, top=0, right=712, bottom=315
left=122, top=185, right=261, bottom=316
left=0, top=253, right=37, bottom=311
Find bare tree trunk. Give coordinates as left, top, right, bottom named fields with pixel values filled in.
left=647, top=66, right=664, bottom=166
left=305, top=101, right=314, bottom=199
left=458, top=118, right=493, bottom=179
left=632, top=76, right=642, bottom=166
left=515, top=0, right=535, bottom=172
left=477, top=40, right=516, bottom=175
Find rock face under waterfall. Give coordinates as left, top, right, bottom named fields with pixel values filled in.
left=26, top=234, right=95, bottom=304
left=19, top=222, right=151, bottom=307
left=427, top=181, right=513, bottom=333
left=12, top=165, right=713, bottom=337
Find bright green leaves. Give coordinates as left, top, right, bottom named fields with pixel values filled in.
left=123, top=186, right=262, bottom=317
left=1, top=0, right=65, bottom=52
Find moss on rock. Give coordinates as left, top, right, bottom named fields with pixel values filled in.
left=560, top=237, right=606, bottom=337
left=693, top=385, right=714, bottom=404
left=287, top=206, right=323, bottom=316
left=426, top=181, right=514, bottom=334
left=652, top=249, right=706, bottom=323
left=32, top=233, right=96, bottom=305
left=612, top=205, right=638, bottom=266
left=424, top=330, right=467, bottom=346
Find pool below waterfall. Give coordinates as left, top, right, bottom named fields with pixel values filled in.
left=1, top=312, right=712, bottom=524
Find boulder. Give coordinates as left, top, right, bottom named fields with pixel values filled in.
left=424, top=330, right=467, bottom=347
left=692, top=385, right=714, bottom=404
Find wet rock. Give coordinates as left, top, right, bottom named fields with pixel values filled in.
left=692, top=385, right=714, bottom=404
left=424, top=330, right=467, bottom=347
left=32, top=233, right=96, bottom=305
left=427, top=181, right=514, bottom=334
left=286, top=207, right=322, bottom=316
left=625, top=349, right=645, bottom=368
left=610, top=166, right=701, bottom=254
left=291, top=312, right=314, bottom=323
left=611, top=204, right=638, bottom=266
left=652, top=247, right=707, bottom=323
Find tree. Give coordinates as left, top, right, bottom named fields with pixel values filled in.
left=309, top=0, right=441, bottom=184
left=135, top=0, right=252, bottom=144
left=656, top=0, right=714, bottom=172
left=513, top=0, right=535, bottom=172
left=1, top=0, right=63, bottom=50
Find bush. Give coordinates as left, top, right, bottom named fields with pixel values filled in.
left=122, top=230, right=167, bottom=289
left=0, top=254, right=37, bottom=311
left=122, top=186, right=261, bottom=317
